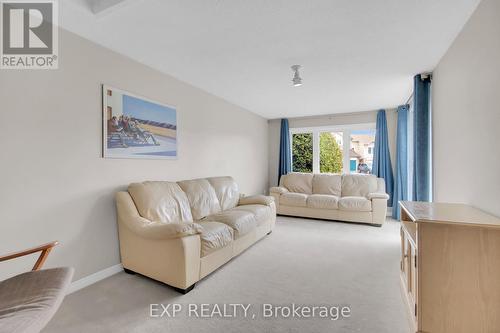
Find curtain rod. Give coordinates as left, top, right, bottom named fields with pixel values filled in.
left=400, top=72, right=432, bottom=110
left=404, top=93, right=414, bottom=106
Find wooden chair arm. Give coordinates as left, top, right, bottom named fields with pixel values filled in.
left=0, top=241, right=59, bottom=271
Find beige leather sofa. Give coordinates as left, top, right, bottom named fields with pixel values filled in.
left=270, top=173, right=389, bottom=226
left=116, top=176, right=275, bottom=293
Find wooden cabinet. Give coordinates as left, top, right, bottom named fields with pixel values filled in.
left=399, top=201, right=500, bottom=333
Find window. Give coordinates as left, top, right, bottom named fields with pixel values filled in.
left=292, top=133, right=313, bottom=172
left=319, top=131, right=343, bottom=173
left=291, top=124, right=375, bottom=174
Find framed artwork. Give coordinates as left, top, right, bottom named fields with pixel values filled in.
left=102, top=85, right=177, bottom=159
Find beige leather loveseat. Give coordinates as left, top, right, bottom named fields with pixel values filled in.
left=270, top=173, right=389, bottom=226
left=116, top=176, right=275, bottom=293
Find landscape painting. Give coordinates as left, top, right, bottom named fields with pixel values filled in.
left=102, top=85, right=177, bottom=159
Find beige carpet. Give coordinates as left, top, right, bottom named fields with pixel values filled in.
left=44, top=216, right=411, bottom=333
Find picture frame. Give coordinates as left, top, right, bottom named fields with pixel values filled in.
left=102, top=85, right=178, bottom=159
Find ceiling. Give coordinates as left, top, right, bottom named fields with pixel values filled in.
left=61, top=0, right=480, bottom=119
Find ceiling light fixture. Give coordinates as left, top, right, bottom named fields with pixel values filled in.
left=291, top=65, right=302, bottom=86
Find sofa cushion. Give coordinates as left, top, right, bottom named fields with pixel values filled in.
left=367, top=192, right=389, bottom=200
left=312, top=174, right=342, bottom=196
left=341, top=174, right=377, bottom=197
left=238, top=195, right=274, bottom=206
left=280, top=192, right=308, bottom=207
left=232, top=204, right=273, bottom=226
left=338, top=196, right=372, bottom=212
left=204, top=210, right=257, bottom=239
left=198, top=221, right=234, bottom=257
left=269, top=186, right=288, bottom=194
left=177, top=178, right=221, bottom=220
left=280, top=173, right=313, bottom=194
left=307, top=194, right=339, bottom=209
left=128, top=181, right=193, bottom=223
left=207, top=176, right=240, bottom=211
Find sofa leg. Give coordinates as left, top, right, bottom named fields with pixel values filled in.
left=172, top=283, right=195, bottom=294
left=123, top=268, right=194, bottom=294
left=123, top=268, right=136, bottom=274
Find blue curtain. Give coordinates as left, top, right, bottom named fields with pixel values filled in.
left=413, top=75, right=432, bottom=202
left=278, top=119, right=291, bottom=183
left=373, top=110, right=394, bottom=207
left=392, top=105, right=409, bottom=220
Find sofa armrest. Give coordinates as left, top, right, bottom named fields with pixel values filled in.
left=239, top=195, right=274, bottom=206
left=270, top=186, right=288, bottom=194
left=367, top=192, right=390, bottom=200
left=371, top=197, right=388, bottom=225
left=116, top=191, right=202, bottom=240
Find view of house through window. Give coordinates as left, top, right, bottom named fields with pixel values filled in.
left=350, top=129, right=376, bottom=174
left=291, top=125, right=375, bottom=174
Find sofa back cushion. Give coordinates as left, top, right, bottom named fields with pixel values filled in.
left=128, top=181, right=193, bottom=223
left=312, top=174, right=342, bottom=196
left=341, top=174, right=377, bottom=197
left=177, top=178, right=221, bottom=220
left=207, top=176, right=240, bottom=210
left=280, top=173, right=313, bottom=194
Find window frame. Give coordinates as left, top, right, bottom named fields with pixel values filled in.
left=290, top=123, right=376, bottom=174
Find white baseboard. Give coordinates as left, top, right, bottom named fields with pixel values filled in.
left=67, top=263, right=123, bottom=294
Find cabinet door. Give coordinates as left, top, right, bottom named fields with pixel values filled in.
left=406, top=239, right=412, bottom=296
left=400, top=226, right=418, bottom=330
left=401, top=228, right=409, bottom=282
left=400, top=227, right=405, bottom=273
left=410, top=245, right=418, bottom=321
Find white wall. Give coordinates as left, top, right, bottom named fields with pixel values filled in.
left=0, top=29, right=268, bottom=281
left=433, top=0, right=500, bottom=217
left=268, top=109, right=397, bottom=188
